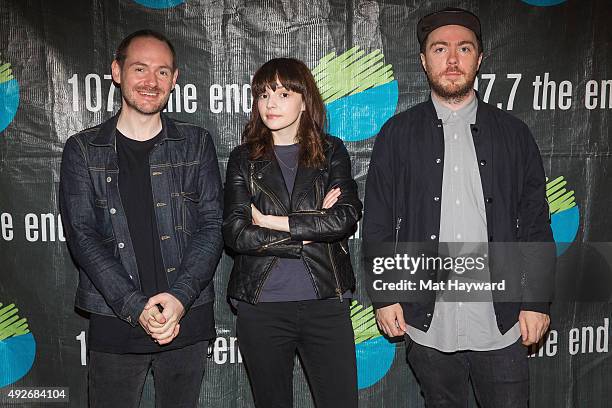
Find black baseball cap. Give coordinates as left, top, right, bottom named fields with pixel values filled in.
left=417, top=7, right=482, bottom=52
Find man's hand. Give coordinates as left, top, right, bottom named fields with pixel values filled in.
left=138, top=305, right=166, bottom=335
left=518, top=310, right=550, bottom=346
left=143, top=293, right=185, bottom=345
left=375, top=303, right=406, bottom=337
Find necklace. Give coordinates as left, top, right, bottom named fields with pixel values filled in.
left=274, top=150, right=298, bottom=172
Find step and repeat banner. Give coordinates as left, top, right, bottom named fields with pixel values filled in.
left=1, top=0, right=611, bottom=406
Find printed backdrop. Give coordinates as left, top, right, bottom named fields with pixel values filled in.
left=0, top=0, right=611, bottom=406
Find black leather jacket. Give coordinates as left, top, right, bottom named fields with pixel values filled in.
left=223, top=135, right=362, bottom=303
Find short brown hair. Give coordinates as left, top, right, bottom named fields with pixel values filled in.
left=115, top=29, right=177, bottom=70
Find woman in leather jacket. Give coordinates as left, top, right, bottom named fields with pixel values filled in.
left=223, top=58, right=362, bottom=408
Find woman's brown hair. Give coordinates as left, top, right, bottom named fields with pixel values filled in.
left=243, top=58, right=327, bottom=168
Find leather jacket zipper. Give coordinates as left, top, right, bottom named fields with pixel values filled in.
left=259, top=236, right=291, bottom=251
left=249, top=162, right=255, bottom=195
left=254, top=257, right=278, bottom=302
left=253, top=178, right=288, bottom=214
left=327, top=243, right=343, bottom=302
left=394, top=217, right=402, bottom=253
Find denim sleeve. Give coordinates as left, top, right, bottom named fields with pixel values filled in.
left=59, top=136, right=147, bottom=326
left=167, top=131, right=224, bottom=311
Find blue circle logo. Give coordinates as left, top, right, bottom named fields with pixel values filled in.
left=351, top=301, right=396, bottom=389
left=0, top=302, right=36, bottom=387
left=521, top=0, right=567, bottom=6
left=547, top=175, right=579, bottom=256
left=313, top=47, right=398, bottom=142
left=0, top=61, right=19, bottom=133
left=132, top=0, right=185, bottom=9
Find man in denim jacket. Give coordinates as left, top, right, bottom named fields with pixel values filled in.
left=59, top=30, right=223, bottom=408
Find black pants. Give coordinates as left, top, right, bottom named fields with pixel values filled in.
left=407, top=338, right=528, bottom=408
left=236, top=299, right=358, bottom=408
left=88, top=341, right=207, bottom=408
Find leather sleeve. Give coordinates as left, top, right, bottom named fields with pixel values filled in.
left=288, top=138, right=362, bottom=242
left=223, top=147, right=303, bottom=258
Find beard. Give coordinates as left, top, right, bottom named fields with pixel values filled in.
left=426, top=67, right=477, bottom=102
left=121, top=85, right=171, bottom=115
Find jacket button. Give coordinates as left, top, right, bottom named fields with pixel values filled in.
left=479, top=160, right=487, bottom=166
left=430, top=234, right=437, bottom=240
left=435, top=158, right=441, bottom=164
left=433, top=196, right=440, bottom=202
left=423, top=323, right=429, bottom=328
left=118, top=242, right=125, bottom=249
left=106, top=176, right=112, bottom=183
left=256, top=173, right=263, bottom=179
left=426, top=313, right=432, bottom=317
left=485, top=197, right=493, bottom=204
left=109, top=208, right=116, bottom=215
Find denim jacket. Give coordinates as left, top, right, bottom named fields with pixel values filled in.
left=59, top=113, right=224, bottom=327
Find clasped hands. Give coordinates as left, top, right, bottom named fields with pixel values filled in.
left=138, top=292, right=185, bottom=345
left=250, top=187, right=341, bottom=241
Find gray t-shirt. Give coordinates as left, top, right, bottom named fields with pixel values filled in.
left=258, top=143, right=318, bottom=302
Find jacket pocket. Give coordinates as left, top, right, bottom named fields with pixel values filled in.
left=94, top=199, right=114, bottom=241
left=182, top=192, right=200, bottom=236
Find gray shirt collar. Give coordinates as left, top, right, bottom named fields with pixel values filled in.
left=431, top=92, right=478, bottom=125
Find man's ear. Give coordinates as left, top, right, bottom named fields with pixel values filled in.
left=419, top=53, right=428, bottom=73
left=172, top=68, right=179, bottom=88
left=476, top=53, right=483, bottom=71
left=111, top=60, right=121, bottom=85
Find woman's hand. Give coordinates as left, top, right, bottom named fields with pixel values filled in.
left=251, top=203, right=266, bottom=227
left=251, top=204, right=290, bottom=232
left=322, top=187, right=341, bottom=209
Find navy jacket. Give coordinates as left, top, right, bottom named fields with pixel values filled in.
left=363, top=96, right=555, bottom=334
left=59, top=113, right=223, bottom=327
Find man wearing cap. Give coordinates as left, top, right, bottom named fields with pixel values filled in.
left=363, top=7, right=554, bottom=407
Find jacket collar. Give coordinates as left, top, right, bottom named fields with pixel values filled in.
left=251, top=139, right=331, bottom=212
left=89, top=111, right=185, bottom=146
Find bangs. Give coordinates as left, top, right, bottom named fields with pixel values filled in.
left=251, top=59, right=307, bottom=97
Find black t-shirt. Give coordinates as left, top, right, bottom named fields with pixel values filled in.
left=89, top=129, right=213, bottom=354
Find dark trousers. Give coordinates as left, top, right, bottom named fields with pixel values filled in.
left=407, top=338, right=529, bottom=408
left=88, top=341, right=207, bottom=408
left=236, top=299, right=358, bottom=408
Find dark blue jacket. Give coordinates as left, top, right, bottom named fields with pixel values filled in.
left=363, top=96, right=555, bottom=334
left=59, top=113, right=223, bottom=327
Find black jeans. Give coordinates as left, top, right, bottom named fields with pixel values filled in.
left=236, top=299, right=358, bottom=408
left=407, top=337, right=528, bottom=408
left=88, top=341, right=207, bottom=408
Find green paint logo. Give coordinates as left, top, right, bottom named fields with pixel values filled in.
left=313, top=47, right=398, bottom=142
left=0, top=302, right=36, bottom=387
left=546, top=175, right=579, bottom=256
left=351, top=300, right=395, bottom=389
left=0, top=60, right=20, bottom=132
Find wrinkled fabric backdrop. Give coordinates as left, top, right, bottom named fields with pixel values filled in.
left=0, top=0, right=611, bottom=407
